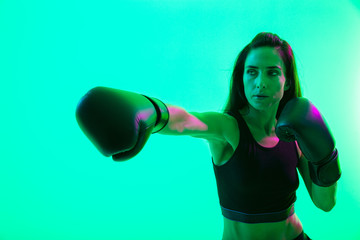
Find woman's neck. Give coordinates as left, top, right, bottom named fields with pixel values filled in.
left=240, top=105, right=278, bottom=136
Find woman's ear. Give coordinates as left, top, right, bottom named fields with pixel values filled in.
left=284, top=81, right=291, bottom=91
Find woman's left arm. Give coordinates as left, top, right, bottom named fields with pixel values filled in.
left=275, top=97, right=341, bottom=211
left=297, top=147, right=338, bottom=212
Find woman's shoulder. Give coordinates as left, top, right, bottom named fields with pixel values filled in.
left=190, top=111, right=240, bottom=151
left=221, top=112, right=240, bottom=151
left=208, top=112, right=240, bottom=165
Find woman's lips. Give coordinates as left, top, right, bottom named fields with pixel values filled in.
left=253, top=95, right=269, bottom=99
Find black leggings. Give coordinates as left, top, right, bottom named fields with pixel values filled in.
left=293, top=231, right=311, bottom=240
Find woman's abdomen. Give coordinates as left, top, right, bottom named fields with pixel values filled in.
left=222, top=213, right=303, bottom=240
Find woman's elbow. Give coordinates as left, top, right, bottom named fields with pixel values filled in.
left=312, top=182, right=338, bottom=212
left=315, top=198, right=336, bottom=212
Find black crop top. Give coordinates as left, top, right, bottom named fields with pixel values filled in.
left=212, top=111, right=300, bottom=215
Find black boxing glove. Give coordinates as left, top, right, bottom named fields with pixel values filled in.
left=75, top=86, right=169, bottom=161
left=275, top=97, right=341, bottom=187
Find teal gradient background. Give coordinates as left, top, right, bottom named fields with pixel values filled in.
left=1, top=0, right=360, bottom=239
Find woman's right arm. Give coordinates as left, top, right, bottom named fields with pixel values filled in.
left=159, top=104, right=238, bottom=145
left=76, top=86, right=238, bottom=161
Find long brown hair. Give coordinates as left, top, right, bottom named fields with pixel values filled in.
left=223, top=32, right=302, bottom=118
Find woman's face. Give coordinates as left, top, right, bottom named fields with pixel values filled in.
left=243, top=46, right=289, bottom=112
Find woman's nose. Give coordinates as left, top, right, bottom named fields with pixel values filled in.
left=256, top=73, right=267, bottom=88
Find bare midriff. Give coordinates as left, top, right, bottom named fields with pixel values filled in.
left=222, top=213, right=303, bottom=240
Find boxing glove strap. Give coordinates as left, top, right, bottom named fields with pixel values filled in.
left=308, top=148, right=341, bottom=187
left=143, top=96, right=169, bottom=133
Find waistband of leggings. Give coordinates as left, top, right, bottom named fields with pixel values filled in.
left=221, top=203, right=295, bottom=224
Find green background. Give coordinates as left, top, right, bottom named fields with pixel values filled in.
left=1, top=0, right=359, bottom=239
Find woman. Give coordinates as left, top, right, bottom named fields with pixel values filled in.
left=76, top=32, right=341, bottom=240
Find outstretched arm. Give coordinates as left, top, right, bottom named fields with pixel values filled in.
left=76, top=86, right=235, bottom=161
left=158, top=104, right=234, bottom=143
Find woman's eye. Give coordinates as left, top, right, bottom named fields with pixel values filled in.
left=269, top=70, right=279, bottom=76
left=247, top=69, right=257, bottom=75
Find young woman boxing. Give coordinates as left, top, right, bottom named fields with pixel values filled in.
left=76, top=32, right=341, bottom=240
